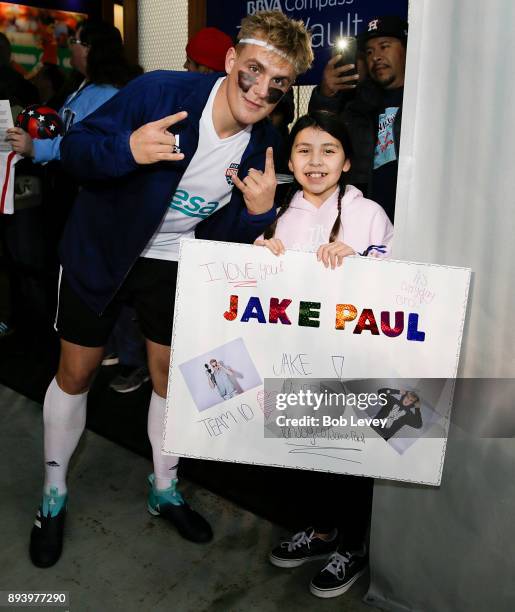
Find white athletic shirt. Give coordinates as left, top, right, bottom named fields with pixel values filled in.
left=142, top=77, right=251, bottom=261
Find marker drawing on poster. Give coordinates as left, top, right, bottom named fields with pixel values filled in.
left=164, top=240, right=470, bottom=486
left=0, top=100, right=14, bottom=153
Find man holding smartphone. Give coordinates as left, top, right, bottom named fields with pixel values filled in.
left=318, top=38, right=363, bottom=98
left=309, top=15, right=408, bottom=223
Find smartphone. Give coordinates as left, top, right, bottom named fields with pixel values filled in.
left=332, top=36, right=358, bottom=75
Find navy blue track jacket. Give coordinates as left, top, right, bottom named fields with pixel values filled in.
left=59, top=71, right=279, bottom=314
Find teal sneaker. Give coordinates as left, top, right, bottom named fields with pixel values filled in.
left=147, top=474, right=213, bottom=543
left=41, top=487, right=67, bottom=517
left=29, top=487, right=67, bottom=568
left=0, top=321, right=14, bottom=339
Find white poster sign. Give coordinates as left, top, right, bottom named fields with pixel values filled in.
left=164, top=240, right=470, bottom=485
left=0, top=100, right=14, bottom=153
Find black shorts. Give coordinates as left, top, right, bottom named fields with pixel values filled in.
left=55, top=258, right=178, bottom=347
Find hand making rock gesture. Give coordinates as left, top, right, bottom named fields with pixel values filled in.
left=129, top=111, right=187, bottom=164
left=232, top=146, right=277, bottom=215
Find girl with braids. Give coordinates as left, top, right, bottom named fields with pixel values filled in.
left=255, top=111, right=392, bottom=267
left=256, top=112, right=392, bottom=599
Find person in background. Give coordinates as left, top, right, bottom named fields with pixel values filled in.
left=309, top=47, right=367, bottom=105
left=0, top=32, right=40, bottom=339
left=0, top=32, right=38, bottom=106
left=309, top=16, right=408, bottom=223
left=29, top=62, right=67, bottom=111
left=7, top=21, right=143, bottom=353
left=183, top=26, right=233, bottom=73
left=6, top=19, right=140, bottom=241
left=7, top=20, right=140, bottom=164
left=103, top=305, right=150, bottom=395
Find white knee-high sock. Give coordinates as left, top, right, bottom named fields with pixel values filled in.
left=43, top=377, right=87, bottom=495
left=147, top=391, right=179, bottom=489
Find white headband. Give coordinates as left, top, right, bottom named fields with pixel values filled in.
left=238, top=38, right=295, bottom=68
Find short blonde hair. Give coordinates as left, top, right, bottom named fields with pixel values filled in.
left=237, top=11, right=313, bottom=76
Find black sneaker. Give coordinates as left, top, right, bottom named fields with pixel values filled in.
left=110, top=366, right=150, bottom=393
left=147, top=474, right=213, bottom=544
left=29, top=489, right=67, bottom=568
left=269, top=527, right=339, bottom=568
left=310, top=548, right=368, bottom=599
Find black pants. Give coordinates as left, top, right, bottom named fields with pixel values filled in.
left=285, top=469, right=373, bottom=551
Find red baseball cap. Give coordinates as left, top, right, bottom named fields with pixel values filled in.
left=186, top=27, right=233, bottom=72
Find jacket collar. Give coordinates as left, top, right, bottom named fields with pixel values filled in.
left=178, top=72, right=221, bottom=123
left=178, top=72, right=275, bottom=171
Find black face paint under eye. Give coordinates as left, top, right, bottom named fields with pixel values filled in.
left=266, top=86, right=285, bottom=104
left=238, top=70, right=287, bottom=105
left=238, top=70, right=256, bottom=93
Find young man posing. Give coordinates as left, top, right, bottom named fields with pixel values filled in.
left=30, top=11, right=313, bottom=568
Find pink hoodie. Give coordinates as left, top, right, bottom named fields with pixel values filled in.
left=259, top=185, right=393, bottom=256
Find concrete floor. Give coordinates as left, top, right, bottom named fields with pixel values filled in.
left=0, top=385, right=374, bottom=612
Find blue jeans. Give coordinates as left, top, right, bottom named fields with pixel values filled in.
left=104, top=305, right=146, bottom=368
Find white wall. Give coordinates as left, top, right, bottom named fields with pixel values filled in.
left=368, top=8, right=515, bottom=610
left=392, top=0, right=515, bottom=378
left=138, top=0, right=188, bottom=71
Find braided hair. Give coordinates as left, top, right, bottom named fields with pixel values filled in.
left=264, top=111, right=354, bottom=241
